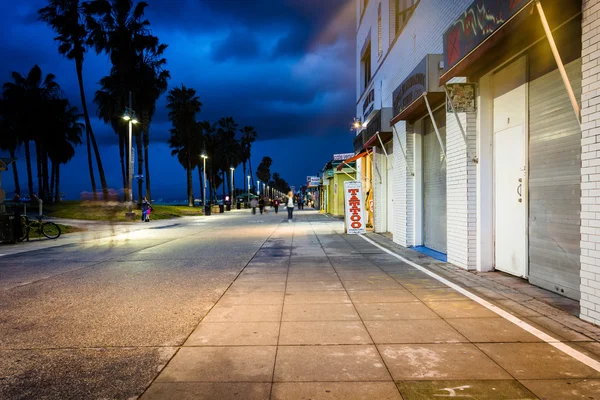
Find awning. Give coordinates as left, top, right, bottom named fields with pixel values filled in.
left=440, top=0, right=580, bottom=85
left=390, top=92, right=445, bottom=125
left=337, top=150, right=368, bottom=171
left=364, top=131, right=393, bottom=148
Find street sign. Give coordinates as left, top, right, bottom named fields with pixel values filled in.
left=344, top=181, right=366, bottom=235
left=333, top=153, right=354, bottom=161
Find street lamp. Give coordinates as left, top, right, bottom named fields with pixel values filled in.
left=257, top=180, right=260, bottom=196
left=123, top=91, right=138, bottom=218
left=230, top=166, right=235, bottom=207
left=201, top=150, right=208, bottom=214
left=247, top=175, right=251, bottom=205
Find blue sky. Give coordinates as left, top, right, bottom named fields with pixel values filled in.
left=0, top=0, right=356, bottom=200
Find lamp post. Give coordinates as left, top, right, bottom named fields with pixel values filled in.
left=247, top=175, right=251, bottom=206
left=201, top=150, right=208, bottom=214
left=230, top=167, right=235, bottom=207
left=122, top=91, right=138, bottom=218
left=257, top=180, right=260, bottom=196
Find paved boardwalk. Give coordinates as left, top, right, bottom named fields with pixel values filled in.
left=141, top=213, right=600, bottom=400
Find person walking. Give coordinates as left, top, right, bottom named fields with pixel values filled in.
left=258, top=196, right=265, bottom=215
left=250, top=197, right=258, bottom=215
left=141, top=197, right=150, bottom=222
left=286, top=191, right=294, bottom=223
left=273, top=197, right=280, bottom=214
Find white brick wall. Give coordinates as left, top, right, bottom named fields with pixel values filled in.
left=581, top=0, right=600, bottom=325
left=446, top=77, right=477, bottom=270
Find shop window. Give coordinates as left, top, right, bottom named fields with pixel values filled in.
left=361, top=42, right=372, bottom=90
left=394, top=0, right=419, bottom=38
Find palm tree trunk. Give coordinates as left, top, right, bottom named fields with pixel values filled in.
left=248, top=156, right=254, bottom=191
left=187, top=158, right=193, bottom=207
left=76, top=59, right=98, bottom=200
left=124, top=132, right=129, bottom=201
left=55, top=164, right=60, bottom=203
left=136, top=130, right=143, bottom=206
left=119, top=133, right=126, bottom=190
left=222, top=171, right=226, bottom=201
left=143, top=113, right=151, bottom=202
left=35, top=144, right=43, bottom=200
left=24, top=141, right=33, bottom=198
left=198, top=165, right=204, bottom=205
left=42, top=152, right=50, bottom=202
left=9, top=149, right=20, bottom=196
left=242, top=161, right=247, bottom=195
left=50, top=161, right=55, bottom=203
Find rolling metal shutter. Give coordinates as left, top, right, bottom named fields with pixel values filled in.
left=386, top=141, right=395, bottom=233
left=528, top=59, right=581, bottom=300
left=423, top=109, right=447, bottom=253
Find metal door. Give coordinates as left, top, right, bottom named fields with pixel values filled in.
left=493, top=57, right=528, bottom=277
left=423, top=113, right=447, bottom=254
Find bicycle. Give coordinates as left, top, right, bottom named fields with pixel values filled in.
left=19, top=215, right=61, bottom=241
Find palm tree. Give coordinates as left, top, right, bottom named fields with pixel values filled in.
left=2, top=65, right=60, bottom=198
left=240, top=126, right=257, bottom=193
left=0, top=97, right=21, bottom=196
left=39, top=0, right=109, bottom=201
left=167, top=85, right=201, bottom=207
left=197, top=120, right=215, bottom=205
left=216, top=117, right=240, bottom=199
left=134, top=43, right=170, bottom=203
left=47, top=99, right=83, bottom=202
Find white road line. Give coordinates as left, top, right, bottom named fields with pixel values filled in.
left=358, top=234, right=600, bottom=372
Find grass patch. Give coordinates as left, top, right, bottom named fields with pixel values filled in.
left=43, top=201, right=204, bottom=222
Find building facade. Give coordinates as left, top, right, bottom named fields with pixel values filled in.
left=354, top=0, right=599, bottom=324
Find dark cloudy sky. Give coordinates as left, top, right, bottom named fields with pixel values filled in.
left=0, top=0, right=356, bottom=200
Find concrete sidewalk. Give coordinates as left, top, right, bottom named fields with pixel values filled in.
left=140, top=212, right=600, bottom=400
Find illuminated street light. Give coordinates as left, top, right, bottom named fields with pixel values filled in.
left=123, top=92, right=139, bottom=218
left=230, top=166, right=235, bottom=207
left=201, top=151, right=208, bottom=213
left=247, top=175, right=251, bottom=205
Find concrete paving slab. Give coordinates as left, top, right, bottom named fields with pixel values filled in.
left=396, top=380, right=537, bottom=400
left=411, top=288, right=471, bottom=302
left=203, top=304, right=283, bottom=322
left=523, top=316, right=594, bottom=342
left=379, top=344, right=512, bottom=380
left=446, top=318, right=542, bottom=343
left=424, top=301, right=499, bottom=319
left=156, top=346, right=276, bottom=382
left=287, top=272, right=339, bottom=282
left=227, top=281, right=287, bottom=293
left=494, top=299, right=542, bottom=317
left=185, top=322, right=280, bottom=346
left=476, top=343, right=600, bottom=379
left=347, top=290, right=419, bottom=303
left=354, top=302, right=440, bottom=320
left=273, top=345, right=390, bottom=382
left=141, top=382, right=272, bottom=400
left=342, top=279, right=404, bottom=291
left=235, top=273, right=288, bottom=282
left=282, top=303, right=360, bottom=321
left=284, top=291, right=352, bottom=304
left=272, top=382, right=403, bottom=400
left=218, top=292, right=285, bottom=305
left=365, top=320, right=468, bottom=344
left=286, top=281, right=344, bottom=292
left=279, top=321, right=373, bottom=345
left=519, top=379, right=600, bottom=400
left=396, top=278, right=449, bottom=290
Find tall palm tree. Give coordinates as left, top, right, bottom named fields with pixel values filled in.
left=216, top=117, right=240, bottom=199
left=0, top=97, right=21, bottom=196
left=39, top=0, right=109, bottom=201
left=2, top=65, right=60, bottom=198
left=134, top=43, right=170, bottom=203
left=167, top=85, right=201, bottom=207
left=240, top=126, right=257, bottom=193
left=47, top=98, right=83, bottom=202
left=197, top=120, right=215, bottom=205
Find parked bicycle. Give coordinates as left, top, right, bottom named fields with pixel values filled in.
left=19, top=215, right=61, bottom=241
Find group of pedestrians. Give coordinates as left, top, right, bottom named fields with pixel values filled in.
left=250, top=191, right=297, bottom=223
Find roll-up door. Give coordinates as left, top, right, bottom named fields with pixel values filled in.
left=386, top=141, right=394, bottom=233
left=423, top=108, right=447, bottom=253
left=528, top=59, right=581, bottom=300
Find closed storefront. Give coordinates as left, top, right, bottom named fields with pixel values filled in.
left=528, top=58, right=581, bottom=299
left=385, top=141, right=395, bottom=234
left=422, top=108, right=447, bottom=253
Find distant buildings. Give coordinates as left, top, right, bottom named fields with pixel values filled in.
left=351, top=0, right=599, bottom=324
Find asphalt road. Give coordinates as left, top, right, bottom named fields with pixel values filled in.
left=0, top=210, right=282, bottom=399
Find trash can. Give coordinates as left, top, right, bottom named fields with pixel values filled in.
left=219, top=204, right=224, bottom=213
left=204, top=205, right=211, bottom=216
left=0, top=212, right=21, bottom=244
left=226, top=204, right=231, bottom=211
left=236, top=202, right=241, bottom=210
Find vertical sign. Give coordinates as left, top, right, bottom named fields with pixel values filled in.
left=344, top=181, right=366, bottom=234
